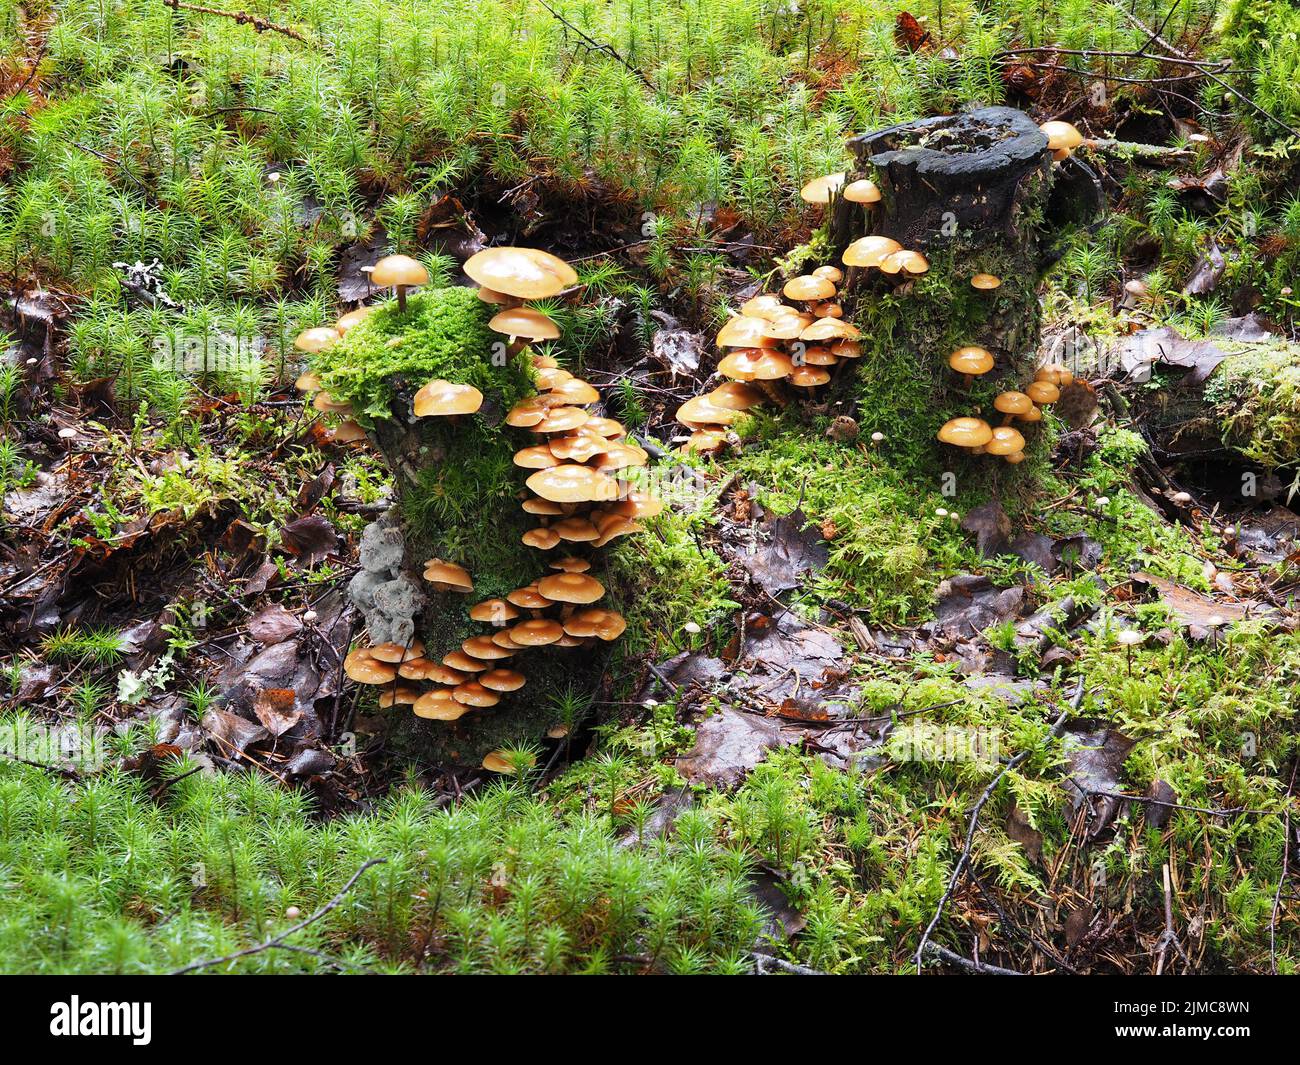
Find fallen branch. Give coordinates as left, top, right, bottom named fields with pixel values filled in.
left=169, top=858, right=386, bottom=975
left=914, top=679, right=1083, bottom=974
left=164, top=0, right=309, bottom=43
left=921, top=942, right=1024, bottom=976
left=536, top=0, right=654, bottom=91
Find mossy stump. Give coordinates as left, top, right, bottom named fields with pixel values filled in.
left=313, top=287, right=609, bottom=767
left=829, top=108, right=1071, bottom=481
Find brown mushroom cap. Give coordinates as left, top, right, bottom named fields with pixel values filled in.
left=948, top=346, right=995, bottom=375
left=592, top=442, right=648, bottom=472
left=331, top=420, right=367, bottom=443
left=986, top=426, right=1027, bottom=456
left=971, top=273, right=1002, bottom=290
left=489, top=307, right=560, bottom=341
left=546, top=378, right=600, bottom=406
left=1034, top=362, right=1073, bottom=386
left=812, top=265, right=844, bottom=283
left=510, top=618, right=566, bottom=646
left=783, top=275, right=837, bottom=301
left=514, top=445, right=560, bottom=470
left=335, top=306, right=376, bottom=335
left=531, top=406, right=590, bottom=434
left=677, top=395, right=740, bottom=428
left=423, top=560, right=473, bottom=593
left=449, top=681, right=499, bottom=708
left=491, top=629, right=525, bottom=650
left=312, top=391, right=353, bottom=414
left=476, top=285, right=512, bottom=305
left=482, top=750, right=528, bottom=774
left=506, top=585, right=553, bottom=609
left=716, top=348, right=763, bottom=381
left=370, top=640, right=426, bottom=664
left=830, top=341, right=862, bottom=359
left=522, top=527, right=561, bottom=550
left=400, top=659, right=467, bottom=684
left=506, top=399, right=548, bottom=428
left=739, top=294, right=788, bottom=320
left=536, top=571, right=605, bottom=604
left=522, top=496, right=565, bottom=516
left=799, top=172, right=845, bottom=204
left=842, top=178, right=882, bottom=204
left=550, top=432, right=608, bottom=463
left=294, top=369, right=322, bottom=393
left=378, top=685, right=421, bottom=708
left=790, top=365, right=831, bottom=388
left=993, top=391, right=1034, bottom=416
left=479, top=668, right=527, bottom=693
left=413, top=379, right=484, bottom=417
left=463, top=635, right=513, bottom=660
left=716, top=316, right=780, bottom=349
left=751, top=351, right=795, bottom=380
left=294, top=327, right=340, bottom=353
left=563, top=607, right=628, bottom=640
left=842, top=235, right=902, bottom=268
left=1017, top=405, right=1043, bottom=424
left=443, top=651, right=487, bottom=673
left=463, top=247, right=577, bottom=300
left=526, top=464, right=619, bottom=503
left=413, top=689, right=470, bottom=720
left=800, top=346, right=838, bottom=367
left=1040, top=120, right=1083, bottom=151
left=344, top=648, right=397, bottom=684
left=553, top=516, right=600, bottom=542
left=371, top=254, right=430, bottom=290
left=707, top=382, right=765, bottom=410
left=880, top=249, right=929, bottom=275
left=800, top=317, right=861, bottom=342
left=534, top=366, right=573, bottom=390
left=1025, top=380, right=1061, bottom=405
left=937, top=417, right=994, bottom=448
left=607, top=491, right=664, bottom=519
left=683, top=429, right=728, bottom=455
left=584, top=417, right=626, bottom=438
left=763, top=314, right=812, bottom=341
left=1004, top=450, right=1027, bottom=464
left=591, top=514, right=643, bottom=547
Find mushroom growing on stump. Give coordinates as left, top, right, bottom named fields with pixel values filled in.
left=370, top=254, right=429, bottom=313
left=830, top=107, right=1082, bottom=390
left=463, top=247, right=577, bottom=305
left=948, top=345, right=995, bottom=387
left=937, top=417, right=994, bottom=451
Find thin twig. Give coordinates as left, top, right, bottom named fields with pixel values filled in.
left=535, top=0, right=654, bottom=91
left=164, top=0, right=309, bottom=43
left=921, top=942, right=1024, bottom=976
left=169, top=858, right=386, bottom=974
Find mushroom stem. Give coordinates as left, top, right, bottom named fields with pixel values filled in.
left=756, top=380, right=787, bottom=406
left=396, top=284, right=409, bottom=313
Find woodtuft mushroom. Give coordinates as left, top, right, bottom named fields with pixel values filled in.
left=370, top=254, right=429, bottom=313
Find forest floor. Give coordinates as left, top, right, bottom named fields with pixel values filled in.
left=0, top=0, right=1298, bottom=975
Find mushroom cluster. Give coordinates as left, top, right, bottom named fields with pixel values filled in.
left=338, top=247, right=653, bottom=771
left=842, top=235, right=930, bottom=279
left=937, top=362, right=1074, bottom=465
left=673, top=264, right=863, bottom=454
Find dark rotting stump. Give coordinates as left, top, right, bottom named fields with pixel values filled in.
left=831, top=106, right=1050, bottom=253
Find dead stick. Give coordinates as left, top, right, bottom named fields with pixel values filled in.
left=169, top=858, right=386, bottom=974
left=164, top=0, right=308, bottom=43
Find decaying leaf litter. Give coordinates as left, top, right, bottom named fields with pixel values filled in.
left=0, top=0, right=1299, bottom=977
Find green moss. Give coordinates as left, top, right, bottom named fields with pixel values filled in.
left=312, top=287, right=533, bottom=422
left=1203, top=343, right=1300, bottom=470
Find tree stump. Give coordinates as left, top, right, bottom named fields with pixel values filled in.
left=831, top=106, right=1053, bottom=384
left=822, top=107, right=1102, bottom=476
left=313, top=287, right=611, bottom=768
